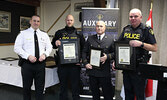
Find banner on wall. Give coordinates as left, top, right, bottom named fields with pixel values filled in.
left=80, top=8, right=119, bottom=96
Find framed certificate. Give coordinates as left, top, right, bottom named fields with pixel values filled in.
left=89, top=47, right=103, bottom=68
left=114, top=41, right=136, bottom=70
left=58, top=39, right=80, bottom=64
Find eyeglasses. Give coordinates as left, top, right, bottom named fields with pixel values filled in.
left=129, top=15, right=139, bottom=18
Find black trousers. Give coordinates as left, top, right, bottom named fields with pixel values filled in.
left=123, top=71, right=146, bottom=100
left=89, top=76, right=113, bottom=100
left=21, top=61, right=45, bottom=100
left=58, top=64, right=80, bottom=100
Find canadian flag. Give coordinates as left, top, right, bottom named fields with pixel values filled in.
left=146, top=9, right=153, bottom=28
left=145, top=9, right=153, bottom=97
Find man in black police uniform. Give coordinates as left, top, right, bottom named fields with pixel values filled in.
left=14, top=15, right=52, bottom=100
left=82, top=21, right=114, bottom=100
left=51, top=14, right=85, bottom=100
left=118, top=8, right=157, bottom=100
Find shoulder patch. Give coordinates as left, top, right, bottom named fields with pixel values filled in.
left=149, top=29, right=154, bottom=35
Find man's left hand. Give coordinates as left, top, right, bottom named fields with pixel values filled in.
left=129, top=40, right=142, bottom=47
left=39, top=54, right=46, bottom=62
left=100, top=53, right=107, bottom=64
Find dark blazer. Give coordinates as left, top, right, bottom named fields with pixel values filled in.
left=82, top=33, right=115, bottom=77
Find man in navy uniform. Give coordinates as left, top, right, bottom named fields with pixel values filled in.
left=82, top=20, right=114, bottom=100
left=117, top=8, right=157, bottom=100
left=52, top=14, right=85, bottom=100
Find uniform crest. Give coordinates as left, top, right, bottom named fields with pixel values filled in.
left=149, top=29, right=154, bottom=35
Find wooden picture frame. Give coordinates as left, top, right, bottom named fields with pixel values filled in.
left=0, top=11, right=11, bottom=32
left=90, top=47, right=103, bottom=69
left=58, top=39, right=80, bottom=64
left=74, top=2, right=94, bottom=11
left=20, top=16, right=31, bottom=31
left=114, top=41, right=136, bottom=70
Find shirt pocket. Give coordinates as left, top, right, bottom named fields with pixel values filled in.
left=39, top=38, right=46, bottom=47
left=24, top=38, right=33, bottom=48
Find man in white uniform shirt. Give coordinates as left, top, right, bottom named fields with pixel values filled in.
left=14, top=15, right=52, bottom=100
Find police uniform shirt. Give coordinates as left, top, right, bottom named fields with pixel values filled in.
left=118, top=23, right=156, bottom=44
left=14, top=27, right=52, bottom=59
left=118, top=23, right=156, bottom=56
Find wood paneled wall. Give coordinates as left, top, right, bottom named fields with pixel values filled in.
left=7, top=0, right=40, bottom=7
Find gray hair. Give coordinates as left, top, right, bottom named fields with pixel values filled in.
left=129, top=8, right=142, bottom=16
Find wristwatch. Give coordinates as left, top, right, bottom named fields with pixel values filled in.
left=140, top=42, right=144, bottom=48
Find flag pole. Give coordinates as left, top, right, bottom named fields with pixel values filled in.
left=151, top=0, right=153, bottom=10
left=145, top=0, right=154, bottom=98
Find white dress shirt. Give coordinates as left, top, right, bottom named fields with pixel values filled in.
left=97, top=33, right=105, bottom=40
left=14, top=27, right=52, bottom=59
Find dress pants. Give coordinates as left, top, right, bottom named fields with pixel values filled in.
left=21, top=61, right=45, bottom=100
left=89, top=76, right=113, bottom=100
left=58, top=64, right=80, bottom=100
left=123, top=71, right=146, bottom=100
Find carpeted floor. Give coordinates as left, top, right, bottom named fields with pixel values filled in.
left=0, top=84, right=122, bottom=100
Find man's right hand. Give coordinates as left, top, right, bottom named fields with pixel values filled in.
left=28, top=55, right=37, bottom=63
left=112, top=61, right=116, bottom=70
left=55, top=38, right=61, bottom=46
left=85, top=64, right=92, bottom=69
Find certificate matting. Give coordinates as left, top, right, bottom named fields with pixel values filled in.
left=59, top=39, right=80, bottom=64
left=63, top=43, right=76, bottom=59
left=114, top=41, right=136, bottom=70
left=118, top=46, right=130, bottom=65
left=89, top=47, right=103, bottom=68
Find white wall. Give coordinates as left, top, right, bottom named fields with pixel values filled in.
left=39, top=0, right=93, bottom=34
left=39, top=0, right=71, bottom=35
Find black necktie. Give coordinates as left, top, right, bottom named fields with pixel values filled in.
left=98, top=35, right=101, bottom=41
left=34, top=31, right=39, bottom=59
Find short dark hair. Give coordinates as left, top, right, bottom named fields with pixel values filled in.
left=31, top=15, right=40, bottom=19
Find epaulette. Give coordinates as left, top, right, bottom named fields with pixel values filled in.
left=59, top=28, right=65, bottom=31
left=145, top=24, right=151, bottom=28
left=75, top=30, right=83, bottom=37
left=40, top=30, right=46, bottom=32
left=143, top=24, right=152, bottom=30
left=123, top=25, right=131, bottom=31
left=124, top=25, right=131, bottom=28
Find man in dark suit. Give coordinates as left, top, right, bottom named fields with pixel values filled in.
left=82, top=20, right=115, bottom=100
